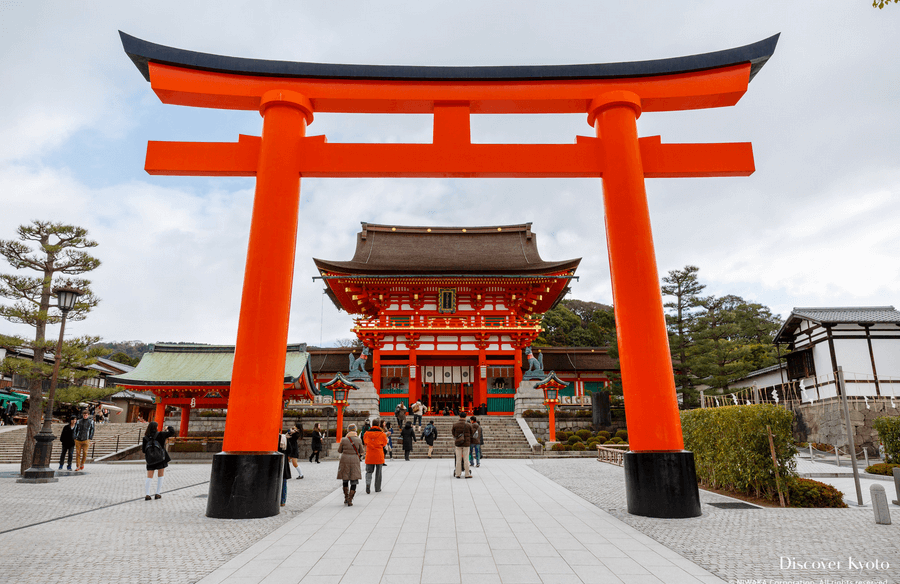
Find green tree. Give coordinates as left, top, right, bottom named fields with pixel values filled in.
left=661, top=265, right=705, bottom=401
left=688, top=294, right=781, bottom=393
left=536, top=299, right=616, bottom=347
left=874, top=0, right=898, bottom=8
left=0, top=221, right=101, bottom=474
left=106, top=351, right=139, bottom=367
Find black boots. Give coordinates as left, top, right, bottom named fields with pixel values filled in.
left=347, top=490, right=355, bottom=506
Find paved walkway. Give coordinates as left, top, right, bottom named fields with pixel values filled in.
left=1, top=458, right=898, bottom=584
left=199, top=459, right=723, bottom=584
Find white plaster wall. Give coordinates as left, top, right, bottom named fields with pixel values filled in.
left=871, top=338, right=900, bottom=378
left=740, top=366, right=787, bottom=389
left=835, top=338, right=878, bottom=396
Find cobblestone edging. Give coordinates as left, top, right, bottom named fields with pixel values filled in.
left=530, top=458, right=900, bottom=583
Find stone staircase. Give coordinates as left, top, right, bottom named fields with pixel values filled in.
left=0, top=422, right=148, bottom=464
left=385, top=416, right=535, bottom=459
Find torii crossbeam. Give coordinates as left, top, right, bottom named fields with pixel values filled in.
left=121, top=31, right=778, bottom=519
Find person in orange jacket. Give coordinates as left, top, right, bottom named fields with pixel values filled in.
left=363, top=418, right=388, bottom=494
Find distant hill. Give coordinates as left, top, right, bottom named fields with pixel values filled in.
left=93, top=341, right=150, bottom=363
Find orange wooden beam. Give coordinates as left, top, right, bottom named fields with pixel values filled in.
left=148, top=61, right=751, bottom=114
left=145, top=135, right=753, bottom=178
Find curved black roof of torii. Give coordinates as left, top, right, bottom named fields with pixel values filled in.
left=120, top=31, right=779, bottom=84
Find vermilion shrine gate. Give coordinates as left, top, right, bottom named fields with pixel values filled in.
left=121, top=31, right=778, bottom=519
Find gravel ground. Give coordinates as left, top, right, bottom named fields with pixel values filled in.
left=0, top=461, right=337, bottom=584
left=530, top=458, right=900, bottom=583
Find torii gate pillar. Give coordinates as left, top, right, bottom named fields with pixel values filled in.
left=591, top=91, right=698, bottom=517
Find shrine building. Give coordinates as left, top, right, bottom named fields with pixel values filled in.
left=314, top=222, right=583, bottom=416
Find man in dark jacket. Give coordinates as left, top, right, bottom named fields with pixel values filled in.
left=58, top=416, right=76, bottom=470
left=72, top=410, right=94, bottom=471
left=451, top=413, right=473, bottom=479
left=468, top=416, right=483, bottom=468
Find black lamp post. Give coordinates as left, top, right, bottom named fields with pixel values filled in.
left=19, top=286, right=82, bottom=483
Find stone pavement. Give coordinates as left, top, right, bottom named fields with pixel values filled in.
left=532, top=458, right=900, bottom=583
left=198, top=458, right=724, bottom=584
left=1, top=457, right=898, bottom=584
left=0, top=460, right=338, bottom=584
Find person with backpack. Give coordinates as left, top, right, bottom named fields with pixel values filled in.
left=141, top=421, right=176, bottom=500
left=411, top=400, right=423, bottom=429
left=400, top=421, right=417, bottom=461
left=421, top=420, right=438, bottom=458
left=451, top=412, right=473, bottom=479
left=468, top=416, right=483, bottom=468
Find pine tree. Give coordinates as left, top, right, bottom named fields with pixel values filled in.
left=661, top=266, right=705, bottom=403
left=0, top=221, right=101, bottom=474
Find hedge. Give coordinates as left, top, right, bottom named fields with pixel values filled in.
left=865, top=463, right=900, bottom=476
left=873, top=416, right=900, bottom=463
left=788, top=478, right=847, bottom=508
left=681, top=404, right=797, bottom=501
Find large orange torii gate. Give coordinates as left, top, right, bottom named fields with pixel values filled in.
left=121, top=31, right=778, bottom=519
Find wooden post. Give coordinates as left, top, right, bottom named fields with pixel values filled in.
left=766, top=425, right=786, bottom=507
left=837, top=366, right=864, bottom=505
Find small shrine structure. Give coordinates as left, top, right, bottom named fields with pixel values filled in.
left=315, top=223, right=578, bottom=416
left=109, top=343, right=317, bottom=436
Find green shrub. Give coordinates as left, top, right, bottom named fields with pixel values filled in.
left=523, top=409, right=548, bottom=417
left=571, top=442, right=586, bottom=451
left=615, top=429, right=628, bottom=440
left=603, top=439, right=616, bottom=445
left=567, top=435, right=583, bottom=445
left=611, top=437, right=623, bottom=444
left=551, top=443, right=565, bottom=452
left=555, top=431, right=568, bottom=442
left=564, top=444, right=573, bottom=451
left=865, top=463, right=900, bottom=476
left=596, top=431, right=611, bottom=440
left=681, top=404, right=797, bottom=501
left=873, top=416, right=900, bottom=463
left=586, top=439, right=599, bottom=447
left=787, top=478, right=847, bottom=508
left=576, top=429, right=592, bottom=441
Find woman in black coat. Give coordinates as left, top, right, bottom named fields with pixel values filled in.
left=308, top=423, right=323, bottom=463
left=141, top=421, right=175, bottom=500
left=278, top=432, right=292, bottom=507
left=400, top=421, right=417, bottom=461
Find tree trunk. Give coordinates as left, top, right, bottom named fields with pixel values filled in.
left=20, top=256, right=53, bottom=475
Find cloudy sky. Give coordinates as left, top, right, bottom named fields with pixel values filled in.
left=1, top=1, right=898, bottom=348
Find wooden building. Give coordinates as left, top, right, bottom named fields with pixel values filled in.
left=314, top=223, right=587, bottom=415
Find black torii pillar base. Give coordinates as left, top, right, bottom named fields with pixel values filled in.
left=624, top=450, right=701, bottom=518
left=206, top=452, right=283, bottom=519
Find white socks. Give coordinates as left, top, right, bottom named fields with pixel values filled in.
left=145, top=478, right=152, bottom=496
left=156, top=476, right=164, bottom=495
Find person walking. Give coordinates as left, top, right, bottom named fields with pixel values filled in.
left=385, top=421, right=394, bottom=461
left=308, top=423, right=323, bottom=463
left=359, top=419, right=371, bottom=444
left=287, top=423, right=304, bottom=479
left=400, top=420, right=417, bottom=461
left=363, top=418, right=388, bottom=494
left=141, top=421, right=176, bottom=500
left=411, top=400, right=424, bottom=429
left=394, top=402, right=407, bottom=429
left=72, top=409, right=95, bottom=472
left=468, top=416, right=482, bottom=468
left=58, top=416, right=76, bottom=470
left=421, top=419, right=438, bottom=458
left=452, top=413, right=473, bottom=479
left=277, top=431, right=292, bottom=507
left=337, top=423, right=363, bottom=506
